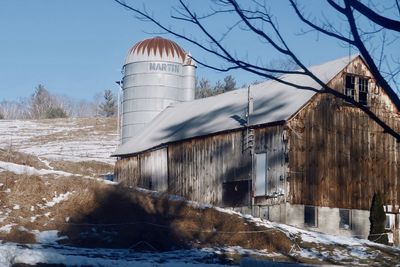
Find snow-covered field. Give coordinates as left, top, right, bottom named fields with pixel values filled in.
left=0, top=118, right=118, bottom=164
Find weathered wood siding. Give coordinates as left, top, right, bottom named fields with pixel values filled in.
left=115, top=148, right=168, bottom=192
left=167, top=131, right=251, bottom=205
left=115, top=125, right=287, bottom=206
left=167, top=125, right=286, bottom=206
left=254, top=126, right=288, bottom=201
left=287, top=57, right=400, bottom=210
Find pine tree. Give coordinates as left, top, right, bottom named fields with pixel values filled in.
left=99, top=89, right=117, bottom=117
left=368, top=192, right=388, bottom=245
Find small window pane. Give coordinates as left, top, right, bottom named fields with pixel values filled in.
left=385, top=214, right=394, bottom=229
left=339, top=209, right=351, bottom=230
left=359, top=78, right=368, bottom=105
left=304, top=206, right=317, bottom=227
left=345, top=75, right=355, bottom=100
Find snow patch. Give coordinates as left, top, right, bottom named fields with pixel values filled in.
left=0, top=224, right=16, bottom=233
left=44, top=192, right=72, bottom=207
left=33, top=230, right=67, bottom=245
left=0, top=161, right=74, bottom=177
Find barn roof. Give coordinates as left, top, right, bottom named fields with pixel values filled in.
left=114, top=55, right=357, bottom=156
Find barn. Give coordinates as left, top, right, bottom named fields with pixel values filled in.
left=113, top=54, right=400, bottom=245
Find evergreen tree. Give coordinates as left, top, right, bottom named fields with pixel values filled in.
left=368, top=192, right=388, bottom=245
left=30, top=84, right=53, bottom=119
left=99, top=89, right=117, bottom=117
left=45, top=106, right=68, bottom=119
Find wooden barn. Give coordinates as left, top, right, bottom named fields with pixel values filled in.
left=113, top=55, right=400, bottom=245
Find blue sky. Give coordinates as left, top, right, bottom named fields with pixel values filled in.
left=0, top=0, right=364, bottom=101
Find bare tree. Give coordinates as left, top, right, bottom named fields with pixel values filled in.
left=30, top=84, right=54, bottom=119
left=0, top=99, right=31, bottom=119
left=113, top=0, right=400, bottom=141
left=195, top=78, right=213, bottom=99
left=223, top=75, right=237, bottom=92
left=30, top=84, right=69, bottom=119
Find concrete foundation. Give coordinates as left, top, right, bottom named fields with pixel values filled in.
left=228, top=203, right=399, bottom=246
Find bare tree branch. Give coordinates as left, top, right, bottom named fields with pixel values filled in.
left=347, top=0, right=400, bottom=31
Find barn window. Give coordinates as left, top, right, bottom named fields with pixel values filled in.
left=345, top=75, right=355, bottom=100
left=339, top=209, right=351, bottom=230
left=344, top=74, right=369, bottom=105
left=358, top=78, right=368, bottom=106
left=304, top=206, right=317, bottom=227
left=385, top=214, right=395, bottom=229
left=255, top=153, right=267, bottom=196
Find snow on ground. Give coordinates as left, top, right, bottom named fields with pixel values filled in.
left=0, top=244, right=233, bottom=267
left=0, top=119, right=118, bottom=164
left=43, top=192, right=72, bottom=207
left=0, top=161, right=75, bottom=177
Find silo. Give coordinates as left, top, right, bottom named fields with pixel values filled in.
left=121, top=36, right=196, bottom=144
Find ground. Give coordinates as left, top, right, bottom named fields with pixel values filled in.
left=0, top=118, right=399, bottom=266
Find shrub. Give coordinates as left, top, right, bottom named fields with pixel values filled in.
left=45, top=107, right=68, bottom=119
left=368, top=192, right=388, bottom=245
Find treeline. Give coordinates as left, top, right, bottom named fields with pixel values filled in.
left=195, top=75, right=262, bottom=99
left=0, top=85, right=117, bottom=120
left=195, top=75, right=237, bottom=99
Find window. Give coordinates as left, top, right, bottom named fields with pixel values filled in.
left=358, top=78, right=368, bottom=106
left=304, top=206, right=317, bottom=227
left=339, top=209, right=351, bottom=230
left=345, top=75, right=355, bottom=100
left=385, top=214, right=395, bottom=229
left=344, top=74, right=369, bottom=105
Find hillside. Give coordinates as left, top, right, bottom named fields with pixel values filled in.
left=0, top=118, right=399, bottom=266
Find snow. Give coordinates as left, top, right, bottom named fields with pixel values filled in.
left=0, top=119, right=118, bottom=164
left=33, top=230, right=67, bottom=245
left=12, top=205, right=20, bottom=210
left=0, top=244, right=233, bottom=267
left=0, top=224, right=16, bottom=234
left=0, top=161, right=74, bottom=177
left=44, top=192, right=72, bottom=207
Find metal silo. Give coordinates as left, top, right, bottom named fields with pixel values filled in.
left=121, top=37, right=196, bottom=144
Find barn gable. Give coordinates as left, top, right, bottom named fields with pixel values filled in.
left=287, top=56, right=400, bottom=210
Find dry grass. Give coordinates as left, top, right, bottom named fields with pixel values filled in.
left=0, top=148, right=47, bottom=169
left=0, top=171, right=292, bottom=254
left=49, top=160, right=113, bottom=177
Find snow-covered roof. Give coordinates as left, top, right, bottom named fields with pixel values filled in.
left=114, top=56, right=356, bottom=156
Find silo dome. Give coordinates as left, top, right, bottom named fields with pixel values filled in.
left=120, top=36, right=196, bottom=144
left=125, top=37, right=187, bottom=65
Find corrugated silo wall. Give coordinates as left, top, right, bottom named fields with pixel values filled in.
left=121, top=60, right=185, bottom=144
left=115, top=124, right=287, bottom=206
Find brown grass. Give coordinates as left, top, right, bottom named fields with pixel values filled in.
left=49, top=160, right=113, bottom=177
left=0, top=171, right=292, bottom=254
left=0, top=148, right=47, bottom=169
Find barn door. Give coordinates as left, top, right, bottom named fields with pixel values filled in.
left=255, top=153, right=267, bottom=196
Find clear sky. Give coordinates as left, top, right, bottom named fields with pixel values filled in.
left=0, top=0, right=366, bottom=101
